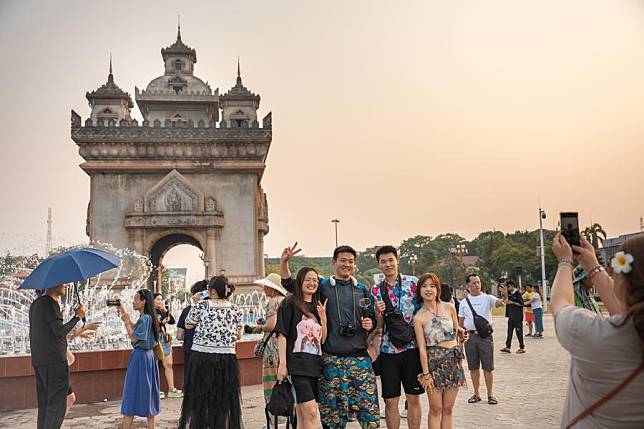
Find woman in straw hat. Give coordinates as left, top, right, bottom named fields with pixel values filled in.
left=254, top=273, right=289, bottom=405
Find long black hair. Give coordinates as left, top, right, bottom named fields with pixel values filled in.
left=138, top=289, right=160, bottom=339
left=288, top=267, right=320, bottom=319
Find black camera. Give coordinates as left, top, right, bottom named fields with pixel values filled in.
left=339, top=323, right=356, bottom=337
left=106, top=298, right=121, bottom=307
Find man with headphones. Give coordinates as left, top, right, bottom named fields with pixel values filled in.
left=281, top=243, right=380, bottom=429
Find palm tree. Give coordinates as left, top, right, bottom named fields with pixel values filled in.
left=582, top=223, right=607, bottom=249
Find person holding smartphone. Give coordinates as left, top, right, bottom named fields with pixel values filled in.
left=552, top=232, right=644, bottom=428
left=153, top=293, right=182, bottom=399
left=280, top=243, right=378, bottom=429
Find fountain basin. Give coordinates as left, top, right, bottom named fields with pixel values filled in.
left=0, top=339, right=261, bottom=411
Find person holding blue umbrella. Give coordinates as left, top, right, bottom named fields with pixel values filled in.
left=29, top=284, right=86, bottom=429
left=22, top=247, right=120, bottom=429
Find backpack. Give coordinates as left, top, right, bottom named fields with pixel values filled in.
left=266, top=379, right=296, bottom=428
left=465, top=297, right=494, bottom=338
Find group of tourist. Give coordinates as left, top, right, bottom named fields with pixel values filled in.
left=28, top=233, right=644, bottom=429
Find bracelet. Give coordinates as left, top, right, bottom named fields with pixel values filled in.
left=558, top=258, right=573, bottom=268
left=588, top=265, right=605, bottom=280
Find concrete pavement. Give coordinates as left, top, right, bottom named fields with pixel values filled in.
left=0, top=314, right=567, bottom=428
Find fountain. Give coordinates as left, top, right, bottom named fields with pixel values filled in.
left=0, top=242, right=267, bottom=410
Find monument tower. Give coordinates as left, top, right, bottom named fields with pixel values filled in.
left=71, top=27, right=272, bottom=290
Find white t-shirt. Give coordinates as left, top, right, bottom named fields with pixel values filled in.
left=555, top=305, right=644, bottom=428
left=458, top=293, right=497, bottom=331
left=531, top=293, right=543, bottom=310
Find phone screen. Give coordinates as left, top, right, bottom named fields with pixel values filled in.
left=560, top=212, right=580, bottom=247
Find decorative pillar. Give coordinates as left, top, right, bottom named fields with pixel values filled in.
left=206, top=228, right=217, bottom=277
left=257, top=231, right=265, bottom=277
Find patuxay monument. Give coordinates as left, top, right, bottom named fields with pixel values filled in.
left=70, top=26, right=272, bottom=291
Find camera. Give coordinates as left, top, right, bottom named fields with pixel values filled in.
left=106, top=298, right=121, bottom=307
left=339, top=323, right=356, bottom=337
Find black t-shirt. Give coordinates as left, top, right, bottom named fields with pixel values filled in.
left=177, top=306, right=195, bottom=352
left=275, top=298, right=323, bottom=377
left=505, top=289, right=524, bottom=320
left=29, top=295, right=79, bottom=367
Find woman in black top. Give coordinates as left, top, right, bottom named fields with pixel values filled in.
left=154, top=293, right=182, bottom=398
left=276, top=267, right=327, bottom=429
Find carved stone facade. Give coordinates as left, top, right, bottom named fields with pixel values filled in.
left=72, top=28, right=271, bottom=290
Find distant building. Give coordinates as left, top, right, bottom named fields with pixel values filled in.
left=599, top=232, right=644, bottom=270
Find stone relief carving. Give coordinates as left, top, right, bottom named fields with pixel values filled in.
left=165, top=188, right=183, bottom=211
left=133, top=197, right=144, bottom=213
left=205, top=197, right=217, bottom=212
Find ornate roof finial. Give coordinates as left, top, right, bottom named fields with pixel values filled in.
left=236, top=57, right=242, bottom=85
left=108, top=53, right=114, bottom=83
left=177, top=15, right=181, bottom=41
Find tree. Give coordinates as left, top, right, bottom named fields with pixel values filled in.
left=582, top=223, right=607, bottom=249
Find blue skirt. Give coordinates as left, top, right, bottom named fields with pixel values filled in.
left=121, top=348, right=160, bottom=417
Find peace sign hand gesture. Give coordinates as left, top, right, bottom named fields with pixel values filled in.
left=281, top=242, right=302, bottom=263
left=317, top=299, right=328, bottom=322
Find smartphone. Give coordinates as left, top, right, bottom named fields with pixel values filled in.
left=106, top=298, right=121, bottom=307
left=359, top=297, right=371, bottom=308
left=198, top=290, right=209, bottom=299
left=560, top=212, right=580, bottom=248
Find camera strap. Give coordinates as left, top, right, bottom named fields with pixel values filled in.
left=334, top=278, right=357, bottom=326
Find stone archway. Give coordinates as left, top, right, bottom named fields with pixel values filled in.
left=149, top=233, right=203, bottom=290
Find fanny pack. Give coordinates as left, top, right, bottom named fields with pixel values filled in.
left=380, top=278, right=415, bottom=348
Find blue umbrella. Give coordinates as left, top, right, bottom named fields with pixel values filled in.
left=19, top=247, right=120, bottom=291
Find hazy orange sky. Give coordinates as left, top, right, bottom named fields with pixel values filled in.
left=1, top=0, right=643, bottom=269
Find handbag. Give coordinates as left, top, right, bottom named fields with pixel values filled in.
left=465, top=297, right=493, bottom=338
left=380, top=278, right=415, bottom=348
left=255, top=331, right=276, bottom=358
left=153, top=342, right=165, bottom=360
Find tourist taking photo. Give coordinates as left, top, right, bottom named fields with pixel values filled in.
left=552, top=233, right=644, bottom=428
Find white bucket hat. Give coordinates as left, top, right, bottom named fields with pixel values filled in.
left=254, top=272, right=289, bottom=296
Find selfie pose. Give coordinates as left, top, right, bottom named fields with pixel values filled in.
left=119, top=289, right=161, bottom=429
left=414, top=273, right=467, bottom=429
left=552, top=233, right=644, bottom=428
left=281, top=243, right=379, bottom=429
left=276, top=267, right=327, bottom=429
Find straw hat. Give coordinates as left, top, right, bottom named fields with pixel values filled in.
left=254, top=272, right=289, bottom=296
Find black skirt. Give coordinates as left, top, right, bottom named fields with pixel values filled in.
left=178, top=351, right=242, bottom=429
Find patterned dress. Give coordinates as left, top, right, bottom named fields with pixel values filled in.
left=262, top=296, right=284, bottom=403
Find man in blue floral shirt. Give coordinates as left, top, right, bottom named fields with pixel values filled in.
left=371, top=245, right=423, bottom=429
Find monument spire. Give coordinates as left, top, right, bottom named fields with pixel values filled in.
left=237, top=57, right=242, bottom=85
left=108, top=53, right=113, bottom=83
left=177, top=15, right=181, bottom=41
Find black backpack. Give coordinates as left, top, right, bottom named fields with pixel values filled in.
left=465, top=297, right=494, bottom=338
left=380, top=278, right=415, bottom=348
left=266, top=379, right=296, bottom=428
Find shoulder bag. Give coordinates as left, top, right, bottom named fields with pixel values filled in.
left=465, top=297, right=493, bottom=338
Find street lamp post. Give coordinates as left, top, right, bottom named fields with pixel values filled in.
left=331, top=219, right=340, bottom=247
left=539, top=207, right=548, bottom=311
left=409, top=254, right=418, bottom=276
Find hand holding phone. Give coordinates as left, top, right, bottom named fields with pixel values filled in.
left=560, top=212, right=580, bottom=249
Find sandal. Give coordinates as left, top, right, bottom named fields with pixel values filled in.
left=516, top=348, right=526, bottom=354
left=500, top=347, right=511, bottom=353
left=468, top=394, right=482, bottom=403
left=488, top=396, right=498, bottom=405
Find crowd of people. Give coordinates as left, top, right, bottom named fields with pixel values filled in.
left=27, top=234, right=644, bottom=428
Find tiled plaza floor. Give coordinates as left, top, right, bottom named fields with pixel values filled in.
left=0, top=314, right=567, bottom=428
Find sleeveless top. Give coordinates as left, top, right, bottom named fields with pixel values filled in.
left=424, top=315, right=456, bottom=346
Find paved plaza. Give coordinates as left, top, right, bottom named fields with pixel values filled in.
left=0, top=314, right=568, bottom=428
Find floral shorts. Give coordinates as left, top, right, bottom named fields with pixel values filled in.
left=319, top=354, right=380, bottom=429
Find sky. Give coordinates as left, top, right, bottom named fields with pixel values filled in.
left=1, top=0, right=644, bottom=286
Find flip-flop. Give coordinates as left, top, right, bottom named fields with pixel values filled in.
left=468, top=394, right=482, bottom=403
left=488, top=396, right=498, bottom=405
